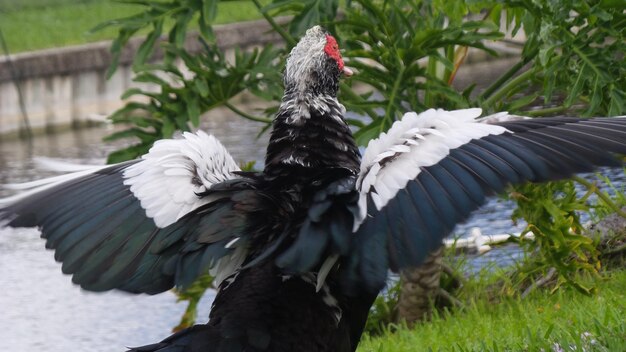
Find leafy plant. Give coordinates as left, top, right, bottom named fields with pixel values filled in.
left=91, top=0, right=225, bottom=77
left=499, top=0, right=626, bottom=117
left=104, top=39, right=282, bottom=163
left=508, top=180, right=599, bottom=295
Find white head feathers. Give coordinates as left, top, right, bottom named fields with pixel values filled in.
left=283, top=26, right=330, bottom=93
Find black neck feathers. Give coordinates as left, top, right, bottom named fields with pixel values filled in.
left=264, top=92, right=360, bottom=180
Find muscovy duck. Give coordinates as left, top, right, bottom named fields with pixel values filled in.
left=1, top=25, right=626, bottom=351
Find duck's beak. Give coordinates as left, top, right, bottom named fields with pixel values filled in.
left=343, top=66, right=354, bottom=77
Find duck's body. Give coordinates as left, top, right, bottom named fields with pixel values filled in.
left=138, top=263, right=375, bottom=352
left=1, top=26, right=625, bottom=351
left=131, top=31, right=373, bottom=350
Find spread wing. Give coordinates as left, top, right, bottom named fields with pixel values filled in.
left=347, top=108, right=626, bottom=292
left=0, top=131, right=264, bottom=294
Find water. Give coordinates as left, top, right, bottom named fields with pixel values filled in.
left=0, top=113, right=624, bottom=351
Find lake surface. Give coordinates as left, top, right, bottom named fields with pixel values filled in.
left=0, top=111, right=623, bottom=351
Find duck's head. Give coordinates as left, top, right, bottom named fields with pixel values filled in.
left=283, top=26, right=352, bottom=96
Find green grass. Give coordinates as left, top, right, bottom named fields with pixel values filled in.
left=0, top=0, right=263, bottom=53
left=358, top=270, right=626, bottom=352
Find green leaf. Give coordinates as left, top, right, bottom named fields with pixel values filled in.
left=162, top=118, right=176, bottom=138
left=288, top=0, right=340, bottom=37
left=134, top=72, right=171, bottom=86
left=508, top=93, right=539, bottom=112
left=194, top=78, right=210, bottom=98
left=116, top=116, right=160, bottom=128
left=353, top=119, right=384, bottom=146
left=187, top=95, right=201, bottom=127
left=433, top=0, right=468, bottom=23
left=133, top=20, right=163, bottom=69
left=173, top=9, right=194, bottom=47
left=104, top=127, right=157, bottom=143
left=202, top=0, right=218, bottom=23
left=108, top=102, right=153, bottom=121
left=198, top=15, right=215, bottom=41
left=608, top=87, right=625, bottom=117
left=106, top=38, right=123, bottom=79
left=586, top=75, right=603, bottom=115
left=564, top=64, right=588, bottom=107
left=106, top=143, right=152, bottom=164
left=120, top=88, right=146, bottom=100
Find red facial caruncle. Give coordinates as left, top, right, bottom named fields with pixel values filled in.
left=324, top=34, right=345, bottom=71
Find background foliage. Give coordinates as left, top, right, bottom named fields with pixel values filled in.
left=97, top=0, right=626, bottom=331
left=100, top=0, right=625, bottom=161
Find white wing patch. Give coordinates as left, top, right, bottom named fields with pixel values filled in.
left=123, top=131, right=240, bottom=228
left=354, top=108, right=510, bottom=230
